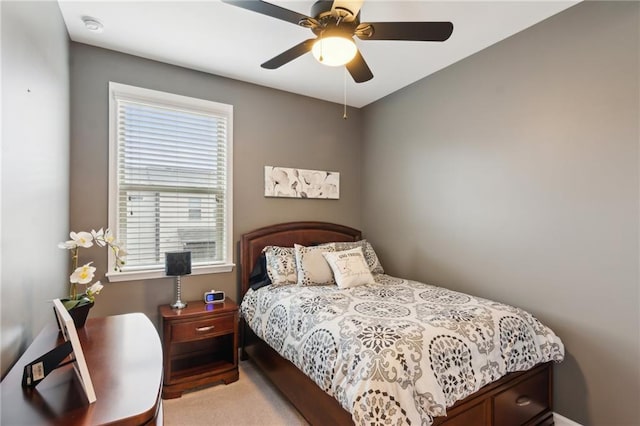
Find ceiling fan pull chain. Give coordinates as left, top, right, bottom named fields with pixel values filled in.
left=343, top=67, right=348, bottom=120
left=319, top=31, right=324, bottom=62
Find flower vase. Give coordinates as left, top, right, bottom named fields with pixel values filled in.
left=55, top=300, right=94, bottom=330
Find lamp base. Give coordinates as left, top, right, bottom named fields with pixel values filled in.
left=170, top=300, right=187, bottom=309
left=170, top=276, right=187, bottom=310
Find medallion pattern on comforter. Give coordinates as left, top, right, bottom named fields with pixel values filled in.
left=241, top=274, right=564, bottom=425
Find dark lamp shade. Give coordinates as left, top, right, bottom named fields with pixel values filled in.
left=165, top=251, right=192, bottom=276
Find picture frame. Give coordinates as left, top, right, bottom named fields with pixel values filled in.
left=264, top=166, right=340, bottom=199
left=52, top=298, right=97, bottom=403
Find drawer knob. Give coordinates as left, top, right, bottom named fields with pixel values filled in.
left=516, top=396, right=532, bottom=407
left=196, top=325, right=216, bottom=332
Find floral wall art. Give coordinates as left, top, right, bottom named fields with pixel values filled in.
left=264, top=166, right=340, bottom=199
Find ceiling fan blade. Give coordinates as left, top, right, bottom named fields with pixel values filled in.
left=261, top=39, right=316, bottom=69
left=221, top=0, right=312, bottom=26
left=357, top=22, right=454, bottom=42
left=331, top=0, right=363, bottom=21
left=346, top=50, right=373, bottom=83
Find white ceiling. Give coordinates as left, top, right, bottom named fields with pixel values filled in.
left=57, top=1, right=579, bottom=108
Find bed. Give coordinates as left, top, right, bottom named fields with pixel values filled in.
left=239, top=221, right=564, bottom=425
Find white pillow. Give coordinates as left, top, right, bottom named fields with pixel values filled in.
left=322, top=247, right=375, bottom=289
left=327, top=240, right=384, bottom=275
left=294, top=244, right=335, bottom=286
left=263, top=246, right=297, bottom=286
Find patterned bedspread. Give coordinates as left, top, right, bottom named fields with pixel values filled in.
left=241, top=274, right=564, bottom=425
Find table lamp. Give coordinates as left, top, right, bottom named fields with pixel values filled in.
left=165, top=251, right=192, bottom=309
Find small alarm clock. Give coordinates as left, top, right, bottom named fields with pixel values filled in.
left=203, top=290, right=225, bottom=304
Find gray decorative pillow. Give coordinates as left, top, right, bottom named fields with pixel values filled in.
left=331, top=240, right=384, bottom=274
left=263, top=246, right=297, bottom=286
left=294, top=243, right=336, bottom=286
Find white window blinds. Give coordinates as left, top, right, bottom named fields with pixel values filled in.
left=108, top=83, right=233, bottom=280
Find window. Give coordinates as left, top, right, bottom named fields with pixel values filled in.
left=188, top=197, right=202, bottom=220
left=108, top=82, right=233, bottom=281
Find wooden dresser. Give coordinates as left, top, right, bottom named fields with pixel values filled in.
left=0, top=313, right=163, bottom=425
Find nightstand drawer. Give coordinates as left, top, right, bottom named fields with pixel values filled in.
left=494, top=368, right=550, bottom=426
left=171, top=315, right=235, bottom=342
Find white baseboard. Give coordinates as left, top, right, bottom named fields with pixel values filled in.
left=554, top=412, right=583, bottom=426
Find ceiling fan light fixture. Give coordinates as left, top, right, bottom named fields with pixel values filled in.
left=311, top=36, right=357, bottom=67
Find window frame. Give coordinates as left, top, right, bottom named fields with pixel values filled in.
left=107, top=82, right=234, bottom=282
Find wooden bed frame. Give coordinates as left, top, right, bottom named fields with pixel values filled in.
left=240, top=221, right=555, bottom=426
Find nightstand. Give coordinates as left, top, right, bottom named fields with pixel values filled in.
left=159, top=299, right=239, bottom=399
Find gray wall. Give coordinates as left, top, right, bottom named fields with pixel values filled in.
left=361, top=2, right=639, bottom=425
left=69, top=43, right=363, bottom=325
left=3, top=2, right=637, bottom=423
left=0, top=1, right=70, bottom=377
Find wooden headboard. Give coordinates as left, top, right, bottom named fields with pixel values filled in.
left=240, top=221, right=362, bottom=298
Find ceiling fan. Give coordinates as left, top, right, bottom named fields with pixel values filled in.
left=221, top=0, right=453, bottom=83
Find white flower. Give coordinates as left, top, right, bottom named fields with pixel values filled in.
left=320, top=174, right=339, bottom=198
left=299, top=170, right=324, bottom=186
left=92, top=227, right=119, bottom=248
left=266, top=168, right=297, bottom=197
left=271, top=168, right=290, bottom=189
left=91, top=228, right=105, bottom=246
left=59, top=227, right=127, bottom=305
left=274, top=183, right=298, bottom=197
left=70, top=231, right=93, bottom=248
left=298, top=170, right=330, bottom=198
left=324, top=173, right=339, bottom=187
left=86, top=281, right=103, bottom=297
left=115, top=246, right=127, bottom=269
left=58, top=240, right=77, bottom=249
left=70, top=262, right=96, bottom=284
left=104, top=228, right=116, bottom=244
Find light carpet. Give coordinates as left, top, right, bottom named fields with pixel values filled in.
left=163, top=361, right=310, bottom=426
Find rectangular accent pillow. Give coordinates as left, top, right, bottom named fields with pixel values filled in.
left=263, top=246, right=297, bottom=286
left=294, top=243, right=335, bottom=286
left=329, top=239, right=384, bottom=274
left=322, top=246, right=375, bottom=289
